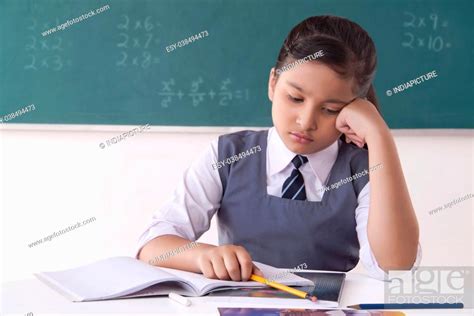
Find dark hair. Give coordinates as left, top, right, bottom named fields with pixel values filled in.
left=274, top=15, right=380, bottom=112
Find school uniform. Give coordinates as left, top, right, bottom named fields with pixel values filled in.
left=136, top=127, right=421, bottom=280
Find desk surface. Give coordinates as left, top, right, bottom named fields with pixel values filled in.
left=2, top=271, right=471, bottom=316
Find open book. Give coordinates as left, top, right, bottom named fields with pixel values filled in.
left=35, top=256, right=314, bottom=302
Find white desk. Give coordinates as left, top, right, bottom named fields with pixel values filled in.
left=2, top=271, right=471, bottom=315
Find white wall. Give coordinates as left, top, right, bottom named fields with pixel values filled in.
left=1, top=125, right=473, bottom=283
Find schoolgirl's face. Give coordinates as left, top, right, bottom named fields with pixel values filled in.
left=268, top=61, right=357, bottom=155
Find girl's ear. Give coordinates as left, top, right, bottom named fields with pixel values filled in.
left=268, top=68, right=278, bottom=102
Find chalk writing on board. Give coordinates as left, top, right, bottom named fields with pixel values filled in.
left=116, top=15, right=161, bottom=68
left=402, top=12, right=451, bottom=52
left=157, top=78, right=250, bottom=108
left=24, top=18, right=72, bottom=71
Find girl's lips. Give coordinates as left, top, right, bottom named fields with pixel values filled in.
left=290, top=132, right=314, bottom=144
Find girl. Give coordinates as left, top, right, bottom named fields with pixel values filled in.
left=137, top=15, right=421, bottom=281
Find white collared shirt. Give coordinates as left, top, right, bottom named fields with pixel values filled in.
left=136, top=127, right=422, bottom=280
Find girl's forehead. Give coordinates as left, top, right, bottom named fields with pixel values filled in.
left=282, top=62, right=357, bottom=98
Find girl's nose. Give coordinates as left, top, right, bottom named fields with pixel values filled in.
left=297, top=108, right=317, bottom=131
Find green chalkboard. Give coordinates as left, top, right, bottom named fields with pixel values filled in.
left=1, top=0, right=473, bottom=128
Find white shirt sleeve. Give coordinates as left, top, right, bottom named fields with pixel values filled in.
left=134, top=139, right=222, bottom=258
left=355, top=182, right=423, bottom=281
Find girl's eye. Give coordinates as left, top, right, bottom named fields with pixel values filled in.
left=323, top=108, right=341, bottom=115
left=287, top=94, right=304, bottom=103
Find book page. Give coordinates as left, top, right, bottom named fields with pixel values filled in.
left=35, top=256, right=180, bottom=301
left=161, top=262, right=314, bottom=295
left=121, top=281, right=197, bottom=298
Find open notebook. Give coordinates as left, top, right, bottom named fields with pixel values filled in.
left=35, top=256, right=314, bottom=302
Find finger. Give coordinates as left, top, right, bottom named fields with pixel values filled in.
left=200, top=258, right=217, bottom=279
left=223, top=251, right=242, bottom=281
left=349, top=138, right=365, bottom=148
left=252, top=264, right=264, bottom=277
left=335, top=113, right=348, bottom=130
left=343, top=130, right=361, bottom=139
left=345, top=134, right=361, bottom=144
left=348, top=138, right=364, bottom=147
left=211, top=256, right=231, bottom=280
left=350, top=137, right=365, bottom=146
left=337, top=124, right=351, bottom=134
left=344, top=135, right=361, bottom=147
left=235, top=247, right=254, bottom=281
left=345, top=133, right=364, bottom=143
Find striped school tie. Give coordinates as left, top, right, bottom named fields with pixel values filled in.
left=281, top=155, right=309, bottom=200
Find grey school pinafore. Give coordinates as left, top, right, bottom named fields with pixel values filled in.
left=216, top=130, right=369, bottom=271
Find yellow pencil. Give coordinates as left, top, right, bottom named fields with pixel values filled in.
left=250, top=274, right=318, bottom=302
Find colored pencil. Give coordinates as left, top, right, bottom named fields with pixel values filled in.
left=348, top=303, right=464, bottom=310
left=250, top=274, right=317, bottom=302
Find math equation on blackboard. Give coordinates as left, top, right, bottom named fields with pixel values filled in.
left=157, top=77, right=250, bottom=108
left=401, top=12, right=451, bottom=52
left=24, top=18, right=73, bottom=71
left=115, top=15, right=161, bottom=69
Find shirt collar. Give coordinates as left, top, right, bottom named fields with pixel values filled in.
left=267, top=127, right=339, bottom=183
